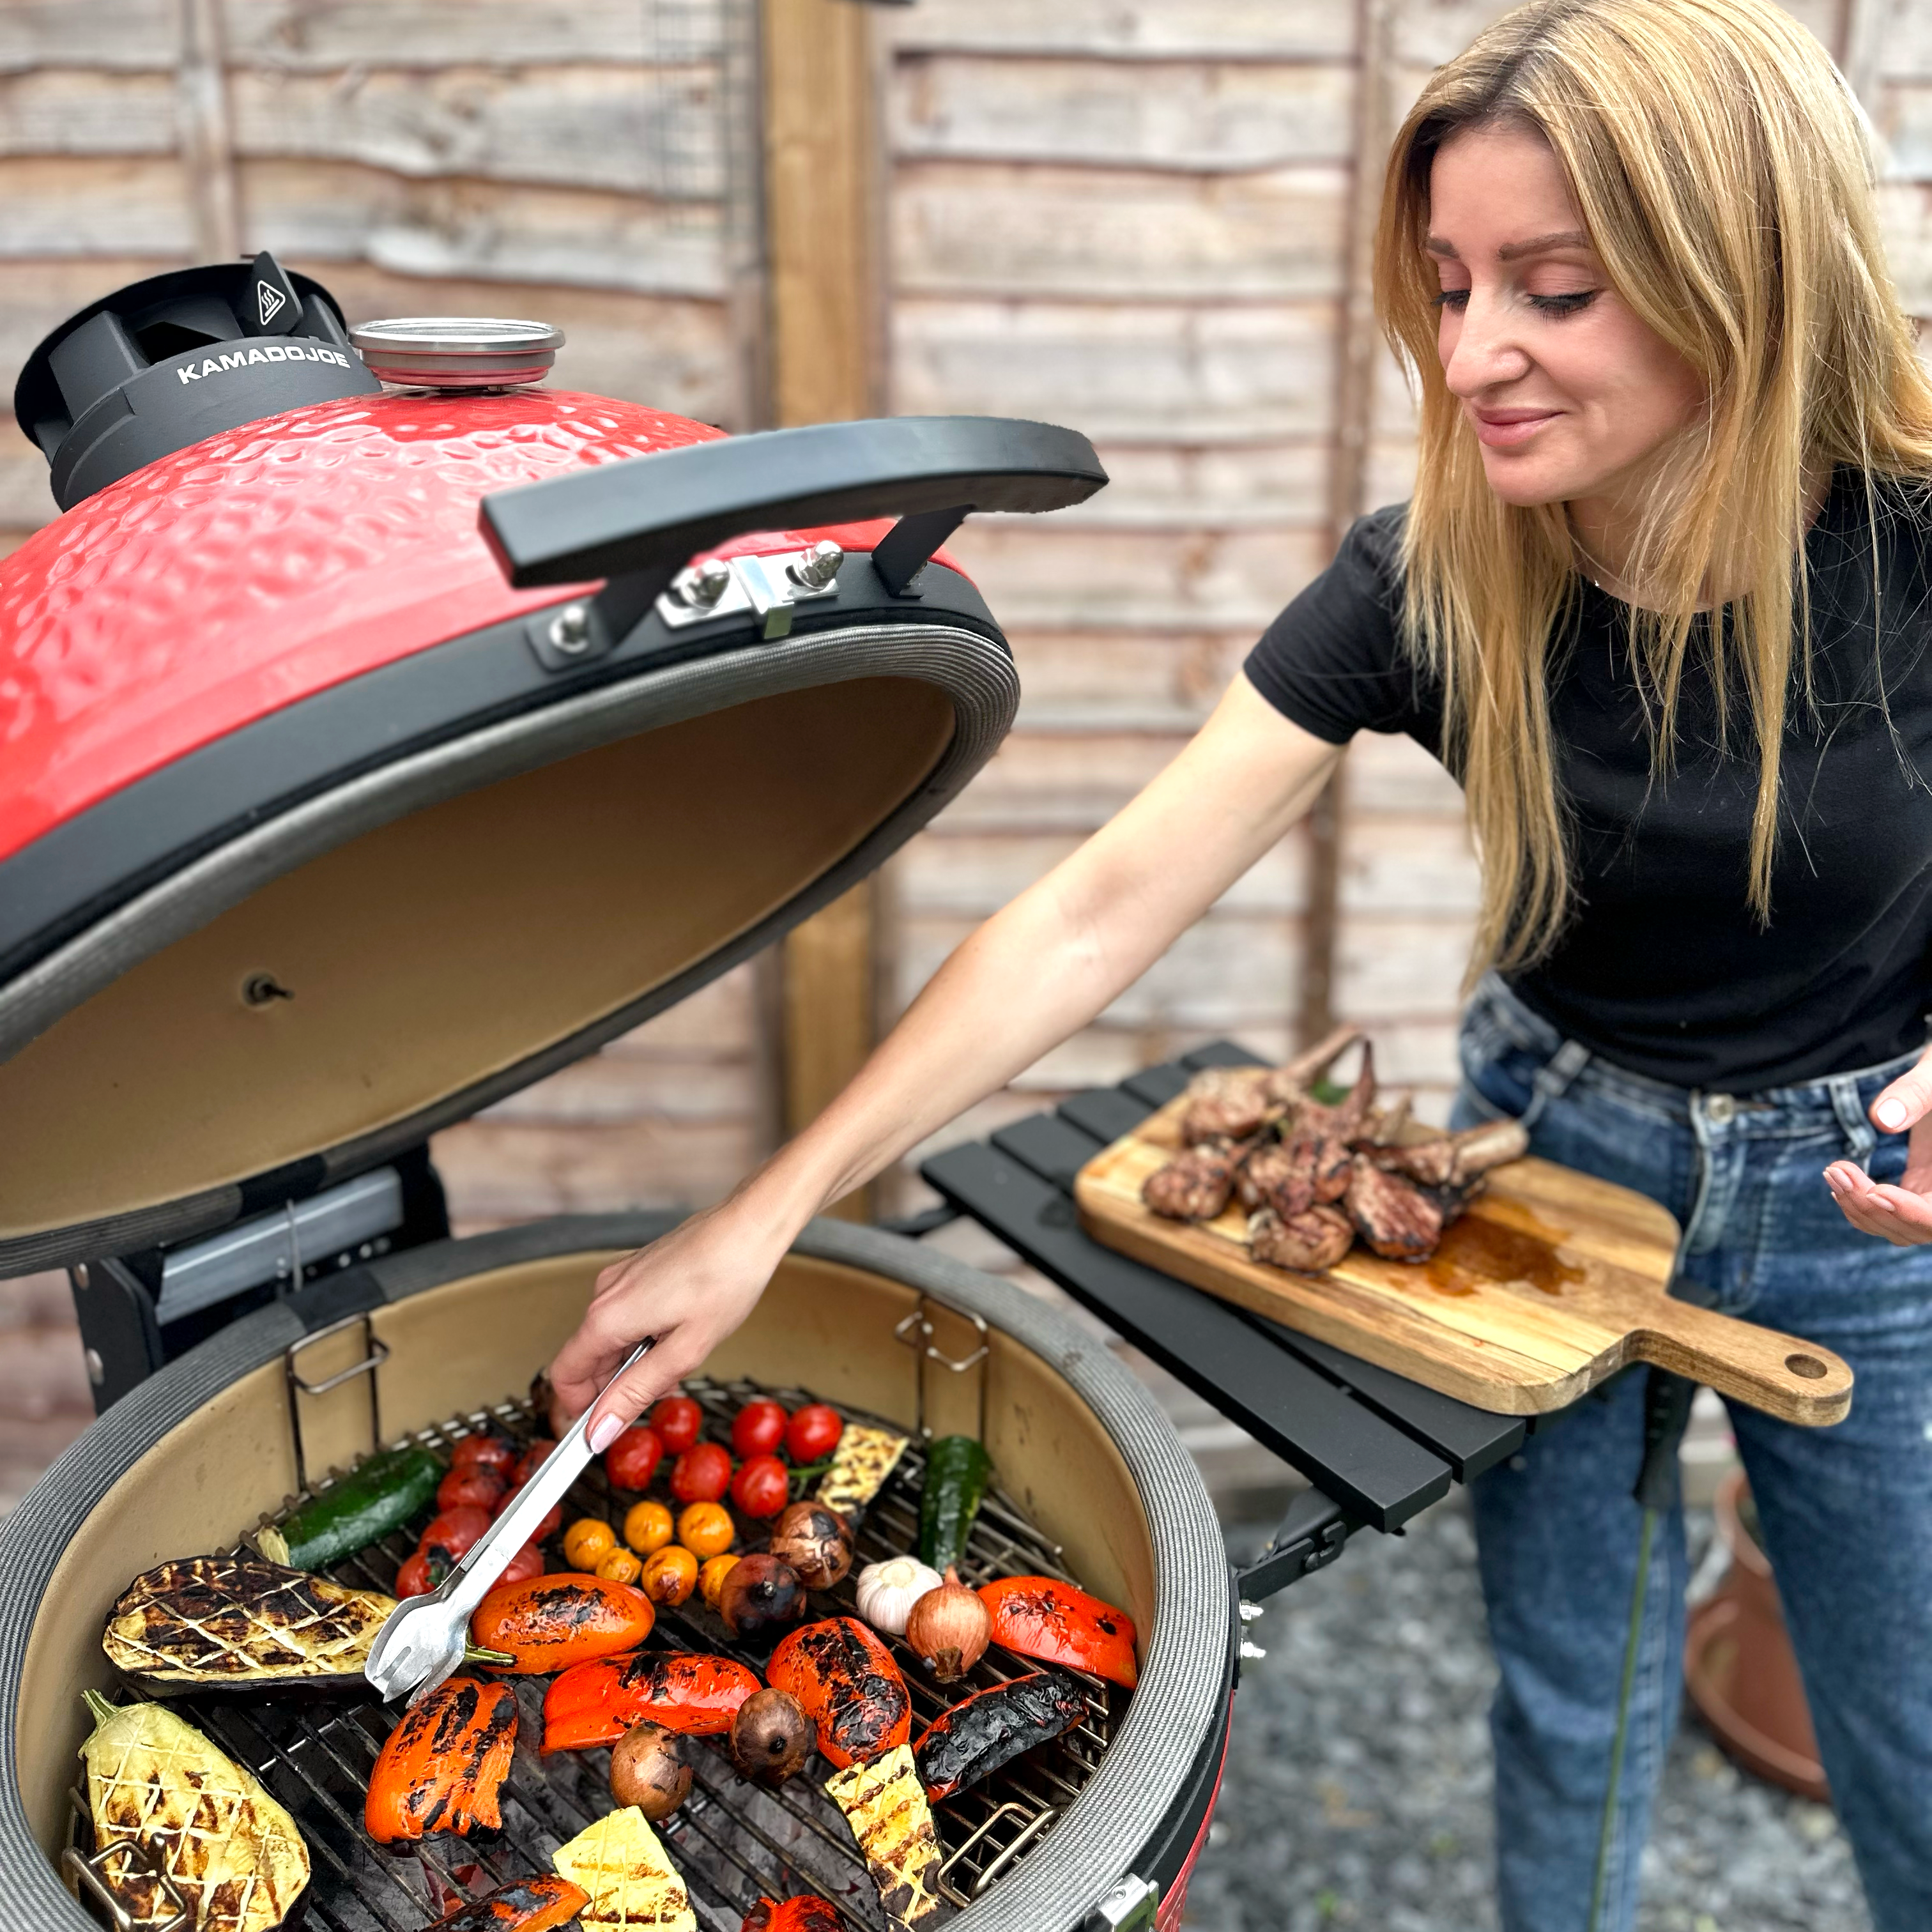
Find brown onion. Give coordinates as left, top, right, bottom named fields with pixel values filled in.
left=769, top=1501, right=853, bottom=1591
left=905, top=1567, right=990, bottom=1682
left=728, top=1687, right=813, bottom=1784
left=719, top=1551, right=806, bottom=1638
left=608, top=1721, right=692, bottom=1820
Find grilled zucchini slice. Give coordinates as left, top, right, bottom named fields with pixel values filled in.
left=824, top=1744, right=951, bottom=1927
left=80, top=1691, right=309, bottom=1932
left=552, top=1806, right=696, bottom=1931
left=816, top=1425, right=909, bottom=1521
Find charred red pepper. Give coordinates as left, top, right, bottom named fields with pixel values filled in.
left=765, top=1616, right=910, bottom=1770
left=541, top=1650, right=760, bottom=1752
left=976, top=1577, right=1137, bottom=1688
left=424, top=1875, right=590, bottom=1931
left=364, top=1676, right=518, bottom=1843
left=911, top=1669, right=1086, bottom=1801
left=740, top=1898, right=842, bottom=1932
left=470, top=1573, right=656, bottom=1673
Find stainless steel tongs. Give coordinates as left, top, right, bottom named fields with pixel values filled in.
left=364, top=1338, right=653, bottom=1705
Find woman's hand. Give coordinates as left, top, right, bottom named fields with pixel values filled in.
left=549, top=1190, right=795, bottom=1449
left=1824, top=1042, right=1932, bottom=1243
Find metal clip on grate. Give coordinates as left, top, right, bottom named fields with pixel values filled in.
left=282, top=1314, right=388, bottom=1494
left=894, top=1294, right=990, bottom=1441
left=63, top=1810, right=192, bottom=1932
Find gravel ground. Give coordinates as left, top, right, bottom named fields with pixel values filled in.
left=1182, top=1491, right=1869, bottom=1932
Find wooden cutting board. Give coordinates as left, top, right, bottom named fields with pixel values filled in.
left=1074, top=1095, right=1853, bottom=1425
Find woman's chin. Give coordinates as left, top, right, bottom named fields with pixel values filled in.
left=1478, top=451, right=1575, bottom=508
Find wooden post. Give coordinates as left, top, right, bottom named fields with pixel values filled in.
left=762, top=0, right=885, bottom=1211
left=176, top=0, right=242, bottom=261
left=1300, top=0, right=1393, bottom=1050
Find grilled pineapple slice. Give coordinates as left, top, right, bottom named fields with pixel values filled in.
left=80, top=1692, right=309, bottom=1932
left=816, top=1425, right=909, bottom=1521
left=552, top=1805, right=696, bottom=1931
left=825, top=1744, right=951, bottom=1927
left=103, top=1556, right=395, bottom=1692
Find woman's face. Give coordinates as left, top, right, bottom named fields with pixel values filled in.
left=1427, top=122, right=1705, bottom=513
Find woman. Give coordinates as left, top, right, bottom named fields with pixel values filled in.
left=553, top=2, right=1932, bottom=1925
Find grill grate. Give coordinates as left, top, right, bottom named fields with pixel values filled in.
left=74, top=1376, right=1122, bottom=1931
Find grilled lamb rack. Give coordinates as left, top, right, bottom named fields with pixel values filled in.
left=1142, top=1137, right=1243, bottom=1221
left=1176, top=1066, right=1277, bottom=1146
left=1248, top=1204, right=1354, bottom=1271
left=1344, top=1155, right=1446, bottom=1262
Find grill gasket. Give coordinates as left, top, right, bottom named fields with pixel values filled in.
left=76, top=1374, right=1122, bottom=1932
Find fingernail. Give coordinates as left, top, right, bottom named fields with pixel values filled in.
left=1874, top=1098, right=1908, bottom=1131
left=588, top=1411, right=624, bottom=1454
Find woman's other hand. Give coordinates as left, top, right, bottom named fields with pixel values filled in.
left=1825, top=1042, right=1932, bottom=1243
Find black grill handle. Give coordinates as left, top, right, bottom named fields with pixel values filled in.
left=477, top=414, right=1107, bottom=590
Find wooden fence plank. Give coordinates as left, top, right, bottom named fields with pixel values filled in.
left=1004, top=629, right=1252, bottom=716
left=430, top=1116, right=761, bottom=1219
left=0, top=3, right=174, bottom=73
left=893, top=297, right=1340, bottom=440
left=1032, top=441, right=1330, bottom=528
left=0, top=72, right=177, bottom=155
left=893, top=158, right=1349, bottom=300
left=891, top=55, right=1355, bottom=170
left=885, top=0, right=1354, bottom=61
left=0, top=155, right=194, bottom=256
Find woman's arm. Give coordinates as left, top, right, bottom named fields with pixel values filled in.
left=551, top=673, right=1344, bottom=1443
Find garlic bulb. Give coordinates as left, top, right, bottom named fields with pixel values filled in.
left=853, top=1556, right=943, bottom=1636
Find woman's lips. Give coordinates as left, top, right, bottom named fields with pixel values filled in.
left=1471, top=408, right=1560, bottom=448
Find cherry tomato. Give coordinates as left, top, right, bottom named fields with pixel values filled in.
left=450, top=1433, right=517, bottom=1474
left=641, top=1545, right=698, bottom=1606
left=604, top=1424, right=664, bottom=1492
left=785, top=1404, right=843, bottom=1464
left=493, top=1482, right=561, bottom=1544
left=437, top=1467, right=506, bottom=1513
left=498, top=1544, right=546, bottom=1587
left=670, top=1442, right=732, bottom=1505
left=513, top=1438, right=556, bottom=1485
left=732, top=1400, right=788, bottom=1459
left=650, top=1397, right=703, bottom=1454
left=395, top=1549, right=447, bottom=1598
left=730, top=1453, right=790, bottom=1520
left=417, top=1505, right=491, bottom=1561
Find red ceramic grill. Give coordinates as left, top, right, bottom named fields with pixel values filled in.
left=0, top=256, right=1238, bottom=1932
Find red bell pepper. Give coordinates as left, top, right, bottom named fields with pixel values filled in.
left=540, top=1649, right=760, bottom=1752
left=364, top=1676, right=518, bottom=1843
left=740, top=1899, right=842, bottom=1932
left=765, top=1617, right=910, bottom=1770
left=470, top=1573, right=656, bottom=1673
left=976, top=1577, right=1138, bottom=1688
left=424, top=1876, right=590, bottom=1931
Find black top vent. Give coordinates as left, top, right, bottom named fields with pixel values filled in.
left=13, top=252, right=379, bottom=510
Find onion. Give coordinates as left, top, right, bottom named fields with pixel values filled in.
left=904, top=1567, right=990, bottom=1682
left=769, top=1501, right=853, bottom=1591
left=719, top=1552, right=806, bottom=1638
left=728, top=1687, right=813, bottom=1784
left=608, top=1721, right=692, bottom=1820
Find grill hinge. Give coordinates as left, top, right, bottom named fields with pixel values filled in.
left=1234, top=1485, right=1355, bottom=1603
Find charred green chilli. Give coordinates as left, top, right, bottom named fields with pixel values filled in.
left=916, top=1435, right=990, bottom=1573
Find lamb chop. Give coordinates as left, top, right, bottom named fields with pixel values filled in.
left=1235, top=1138, right=1317, bottom=1218
left=1248, top=1204, right=1354, bottom=1271
left=1142, top=1137, right=1243, bottom=1222
left=1344, top=1154, right=1445, bottom=1262
left=1260, top=1023, right=1364, bottom=1108
left=1270, top=1041, right=1377, bottom=1205
left=1177, top=1066, right=1277, bottom=1146
left=1370, top=1117, right=1529, bottom=1191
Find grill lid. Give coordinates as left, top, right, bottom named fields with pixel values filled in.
left=0, top=269, right=1106, bottom=1276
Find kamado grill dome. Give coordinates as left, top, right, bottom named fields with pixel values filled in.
left=0, top=259, right=1238, bottom=1931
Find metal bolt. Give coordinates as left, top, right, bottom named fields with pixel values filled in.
left=242, top=973, right=294, bottom=1007
left=677, top=558, right=733, bottom=608
left=73, top=1263, right=90, bottom=1291
left=1239, top=1599, right=1264, bottom=1623
left=1239, top=1638, right=1268, bottom=1661
left=788, top=539, right=843, bottom=589
left=84, top=1347, right=104, bottom=1386
left=547, top=602, right=592, bottom=654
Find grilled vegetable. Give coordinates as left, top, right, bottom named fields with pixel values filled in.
left=552, top=1805, right=696, bottom=1932
left=854, top=1556, right=942, bottom=1637
left=424, top=1875, right=591, bottom=1932
left=608, top=1721, right=693, bottom=1820
left=79, top=1690, right=310, bottom=1932
left=816, top=1423, right=908, bottom=1521
left=917, top=1436, right=991, bottom=1574
left=769, top=1501, right=853, bottom=1590
left=103, top=1555, right=396, bottom=1694
left=255, top=1443, right=441, bottom=1570
left=728, top=1687, right=812, bottom=1784
left=824, top=1744, right=950, bottom=1928
left=718, top=1553, right=805, bottom=1638
left=470, top=1572, right=656, bottom=1673
left=767, top=1617, right=910, bottom=1770
left=541, top=1650, right=760, bottom=1752
left=904, top=1572, right=990, bottom=1683
left=741, top=1899, right=843, bottom=1932
left=364, top=1675, right=518, bottom=1843
left=911, top=1670, right=1085, bottom=1801
left=977, top=1577, right=1137, bottom=1688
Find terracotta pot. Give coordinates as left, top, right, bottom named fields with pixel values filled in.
left=1683, top=1469, right=1828, bottom=1802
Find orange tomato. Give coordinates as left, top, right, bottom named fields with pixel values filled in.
left=641, top=1544, right=699, bottom=1607
left=562, top=1518, right=616, bottom=1570
left=677, top=1501, right=735, bottom=1559
left=595, top=1546, right=642, bottom=1585
left=623, top=1499, right=674, bottom=1556
left=698, top=1552, right=740, bottom=1611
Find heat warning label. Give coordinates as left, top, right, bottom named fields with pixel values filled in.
left=177, top=344, right=355, bottom=383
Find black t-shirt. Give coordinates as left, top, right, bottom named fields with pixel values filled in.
left=1245, top=471, right=1932, bottom=1091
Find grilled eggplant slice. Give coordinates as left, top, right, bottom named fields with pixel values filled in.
left=79, top=1690, right=310, bottom=1932
left=552, top=1805, right=696, bottom=1932
left=103, top=1556, right=397, bottom=1694
left=824, top=1744, right=951, bottom=1928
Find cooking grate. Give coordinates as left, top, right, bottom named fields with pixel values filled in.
left=72, top=1376, right=1123, bottom=1931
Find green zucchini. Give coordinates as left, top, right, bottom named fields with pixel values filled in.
left=256, top=1445, right=441, bottom=1571
left=918, top=1435, right=992, bottom=1573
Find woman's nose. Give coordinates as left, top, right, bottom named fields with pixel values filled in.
left=1442, top=293, right=1533, bottom=397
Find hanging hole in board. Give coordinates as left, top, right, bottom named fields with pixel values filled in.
left=1784, top=1353, right=1828, bottom=1380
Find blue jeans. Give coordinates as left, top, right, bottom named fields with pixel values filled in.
left=1453, top=974, right=1932, bottom=1932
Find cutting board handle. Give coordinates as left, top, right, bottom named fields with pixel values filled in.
left=1629, top=1299, right=1852, bottom=1427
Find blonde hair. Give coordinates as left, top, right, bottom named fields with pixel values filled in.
left=1376, top=0, right=1932, bottom=976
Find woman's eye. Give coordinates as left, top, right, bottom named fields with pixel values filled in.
left=1431, top=288, right=1470, bottom=310
left=1526, top=291, right=1599, bottom=317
